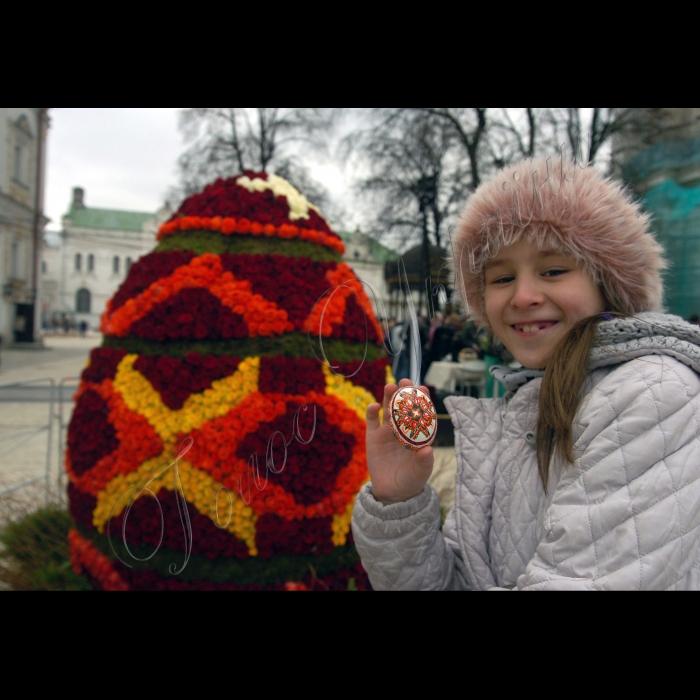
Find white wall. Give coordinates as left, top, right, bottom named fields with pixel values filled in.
left=58, top=225, right=158, bottom=329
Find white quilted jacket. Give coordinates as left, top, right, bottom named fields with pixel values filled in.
left=352, top=314, right=700, bottom=590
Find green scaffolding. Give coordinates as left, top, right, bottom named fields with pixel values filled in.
left=639, top=179, right=700, bottom=320
left=623, top=139, right=700, bottom=321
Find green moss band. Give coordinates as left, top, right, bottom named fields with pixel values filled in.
left=77, top=524, right=360, bottom=586
left=102, top=332, right=386, bottom=363
left=156, top=230, right=342, bottom=263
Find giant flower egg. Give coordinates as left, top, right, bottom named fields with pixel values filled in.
left=66, top=172, right=391, bottom=590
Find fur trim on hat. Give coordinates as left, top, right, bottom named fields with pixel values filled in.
left=452, top=157, right=667, bottom=328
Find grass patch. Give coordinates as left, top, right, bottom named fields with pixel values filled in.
left=0, top=494, right=90, bottom=591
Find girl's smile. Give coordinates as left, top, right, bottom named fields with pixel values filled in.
left=484, top=239, right=606, bottom=369
left=511, top=320, right=559, bottom=336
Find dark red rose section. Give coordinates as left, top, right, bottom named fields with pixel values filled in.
left=134, top=354, right=241, bottom=410
left=108, top=488, right=250, bottom=560
left=235, top=402, right=355, bottom=506
left=68, top=482, right=98, bottom=531
left=171, top=173, right=338, bottom=239
left=68, top=389, right=119, bottom=476
left=110, top=250, right=196, bottom=313
left=258, top=357, right=325, bottom=395
left=254, top=513, right=334, bottom=558
left=220, top=253, right=334, bottom=328
left=330, top=294, right=381, bottom=344
left=82, top=347, right=127, bottom=384
left=129, top=288, right=247, bottom=342
left=333, top=357, right=390, bottom=403
left=105, top=558, right=370, bottom=591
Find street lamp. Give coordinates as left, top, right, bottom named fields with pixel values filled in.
left=416, top=175, right=437, bottom=317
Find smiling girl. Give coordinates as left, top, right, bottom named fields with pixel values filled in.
left=352, top=157, right=700, bottom=590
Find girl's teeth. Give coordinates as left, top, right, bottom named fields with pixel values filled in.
left=522, top=325, right=539, bottom=333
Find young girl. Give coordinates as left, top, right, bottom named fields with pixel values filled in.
left=352, top=157, right=700, bottom=590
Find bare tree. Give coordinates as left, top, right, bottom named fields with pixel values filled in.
left=542, top=108, right=687, bottom=171
left=412, top=108, right=488, bottom=189
left=343, top=109, right=469, bottom=252
left=342, top=109, right=477, bottom=314
left=175, top=108, right=337, bottom=198
left=486, top=108, right=541, bottom=167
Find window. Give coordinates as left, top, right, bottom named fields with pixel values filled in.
left=126, top=257, right=132, bottom=272
left=41, top=261, right=47, bottom=274
left=113, top=256, right=120, bottom=274
left=11, top=243, right=19, bottom=278
left=76, top=288, right=91, bottom=314
left=14, top=145, right=22, bottom=182
left=87, top=254, right=95, bottom=272
left=75, top=253, right=82, bottom=272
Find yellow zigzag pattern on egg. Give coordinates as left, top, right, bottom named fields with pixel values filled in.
left=113, top=354, right=260, bottom=442
left=98, top=353, right=378, bottom=554
left=93, top=456, right=259, bottom=555
left=322, top=363, right=376, bottom=420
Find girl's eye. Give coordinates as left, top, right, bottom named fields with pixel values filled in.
left=490, top=275, right=514, bottom=284
left=543, top=269, right=567, bottom=277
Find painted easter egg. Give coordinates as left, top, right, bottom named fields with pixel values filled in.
left=388, top=387, right=437, bottom=451
left=66, top=172, right=392, bottom=591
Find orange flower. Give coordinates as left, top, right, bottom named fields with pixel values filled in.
left=69, top=529, right=130, bottom=591
left=66, top=379, right=164, bottom=496
left=101, top=253, right=294, bottom=338
left=156, top=216, right=345, bottom=254
left=185, top=391, right=366, bottom=521
left=304, top=263, right=383, bottom=340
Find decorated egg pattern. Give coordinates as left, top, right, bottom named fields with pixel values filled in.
left=66, top=172, right=392, bottom=590
left=389, top=387, right=437, bottom=451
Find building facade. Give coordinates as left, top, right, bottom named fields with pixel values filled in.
left=45, top=188, right=171, bottom=330
left=0, top=108, right=49, bottom=345
left=338, top=229, right=398, bottom=319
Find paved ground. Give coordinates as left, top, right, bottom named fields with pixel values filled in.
left=0, top=333, right=100, bottom=502
left=0, top=332, right=457, bottom=513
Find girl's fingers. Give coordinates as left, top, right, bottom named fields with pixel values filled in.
left=366, top=402, right=381, bottom=429
left=416, top=445, right=434, bottom=469
left=383, top=383, right=397, bottom=416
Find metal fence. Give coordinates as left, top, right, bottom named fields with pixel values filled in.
left=0, top=377, right=79, bottom=504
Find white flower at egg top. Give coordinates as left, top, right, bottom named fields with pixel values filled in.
left=236, top=174, right=321, bottom=221
left=389, top=387, right=437, bottom=451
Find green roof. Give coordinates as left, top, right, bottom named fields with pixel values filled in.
left=338, top=230, right=399, bottom=264
left=64, top=205, right=154, bottom=232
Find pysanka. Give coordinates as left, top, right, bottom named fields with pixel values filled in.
left=66, top=172, right=392, bottom=590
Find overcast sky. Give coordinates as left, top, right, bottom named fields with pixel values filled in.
left=44, top=108, right=354, bottom=235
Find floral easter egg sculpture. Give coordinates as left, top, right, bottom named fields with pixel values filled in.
left=66, top=172, right=391, bottom=590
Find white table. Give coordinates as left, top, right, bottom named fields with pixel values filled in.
left=425, top=360, right=487, bottom=396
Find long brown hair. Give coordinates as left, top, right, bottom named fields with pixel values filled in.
left=536, top=309, right=624, bottom=490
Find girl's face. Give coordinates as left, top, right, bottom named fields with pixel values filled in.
left=484, top=239, right=606, bottom=369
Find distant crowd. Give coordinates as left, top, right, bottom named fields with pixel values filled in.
left=384, top=312, right=513, bottom=384
left=43, top=316, right=90, bottom=337
left=385, top=311, right=700, bottom=385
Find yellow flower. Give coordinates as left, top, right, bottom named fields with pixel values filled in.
left=95, top=456, right=258, bottom=555
left=322, top=364, right=376, bottom=420
left=331, top=500, right=357, bottom=546
left=113, top=354, right=260, bottom=443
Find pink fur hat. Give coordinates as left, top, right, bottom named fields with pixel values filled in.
left=452, top=157, right=667, bottom=328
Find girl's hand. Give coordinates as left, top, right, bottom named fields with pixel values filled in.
left=366, top=378, right=435, bottom=505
